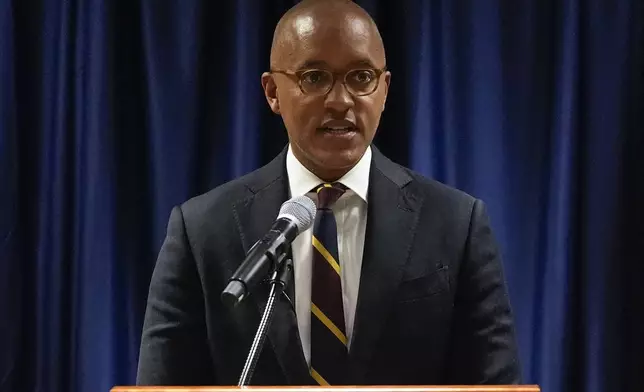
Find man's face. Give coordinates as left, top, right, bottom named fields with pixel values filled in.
left=262, top=12, right=391, bottom=180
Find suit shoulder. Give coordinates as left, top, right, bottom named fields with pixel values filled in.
left=179, top=150, right=286, bottom=218
left=389, top=160, right=478, bottom=208
left=372, top=146, right=477, bottom=210
left=414, top=171, right=475, bottom=203
left=386, top=165, right=479, bottom=227
left=178, top=168, right=269, bottom=223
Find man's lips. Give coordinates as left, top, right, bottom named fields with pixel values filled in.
left=316, top=127, right=358, bottom=142
left=318, top=126, right=357, bottom=132
left=319, top=119, right=357, bottom=130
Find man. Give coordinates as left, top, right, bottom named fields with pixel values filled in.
left=136, top=0, right=521, bottom=386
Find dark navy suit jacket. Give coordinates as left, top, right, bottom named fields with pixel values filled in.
left=136, top=145, right=522, bottom=386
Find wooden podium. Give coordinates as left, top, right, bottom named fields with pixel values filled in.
left=112, top=386, right=540, bottom=392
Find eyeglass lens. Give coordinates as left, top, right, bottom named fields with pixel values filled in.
left=299, top=69, right=378, bottom=95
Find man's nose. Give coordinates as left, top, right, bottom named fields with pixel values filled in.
left=324, top=79, right=355, bottom=111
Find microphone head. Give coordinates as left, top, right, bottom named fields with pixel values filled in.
left=277, top=195, right=316, bottom=233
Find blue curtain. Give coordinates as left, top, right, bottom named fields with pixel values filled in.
left=1, top=1, right=643, bottom=392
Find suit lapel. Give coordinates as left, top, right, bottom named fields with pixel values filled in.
left=232, top=149, right=312, bottom=385
left=348, top=147, right=424, bottom=383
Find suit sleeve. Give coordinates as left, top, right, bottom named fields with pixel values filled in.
left=445, top=199, right=522, bottom=384
left=136, top=206, right=216, bottom=385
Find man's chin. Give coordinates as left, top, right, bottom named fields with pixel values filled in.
left=312, top=147, right=365, bottom=172
left=292, top=141, right=367, bottom=180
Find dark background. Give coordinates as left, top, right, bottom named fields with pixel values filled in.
left=1, top=1, right=643, bottom=392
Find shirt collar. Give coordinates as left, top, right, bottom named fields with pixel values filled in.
left=286, top=144, right=372, bottom=203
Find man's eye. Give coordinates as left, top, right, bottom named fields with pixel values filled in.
left=351, top=70, right=374, bottom=84
left=302, top=71, right=329, bottom=84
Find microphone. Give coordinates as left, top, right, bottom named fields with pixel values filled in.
left=221, top=195, right=316, bottom=307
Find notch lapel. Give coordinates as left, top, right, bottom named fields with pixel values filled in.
left=347, top=147, right=424, bottom=383
left=231, top=151, right=312, bottom=385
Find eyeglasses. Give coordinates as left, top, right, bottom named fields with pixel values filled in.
left=270, top=66, right=387, bottom=97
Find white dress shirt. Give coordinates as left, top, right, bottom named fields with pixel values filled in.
left=285, top=144, right=371, bottom=366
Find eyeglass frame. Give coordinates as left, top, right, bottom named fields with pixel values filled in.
left=269, top=66, right=388, bottom=97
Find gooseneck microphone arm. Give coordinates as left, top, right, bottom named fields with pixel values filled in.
left=237, top=256, right=293, bottom=386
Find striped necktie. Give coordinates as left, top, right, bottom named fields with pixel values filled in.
left=310, top=182, right=348, bottom=386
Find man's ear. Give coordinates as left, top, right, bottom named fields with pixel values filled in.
left=261, top=72, right=280, bottom=114
left=381, top=70, right=391, bottom=112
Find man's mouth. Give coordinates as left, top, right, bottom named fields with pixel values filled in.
left=316, top=127, right=359, bottom=143
left=318, top=126, right=356, bottom=133
left=318, top=125, right=358, bottom=134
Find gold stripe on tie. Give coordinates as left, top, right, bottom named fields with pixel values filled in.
left=311, top=303, right=348, bottom=345
left=316, top=183, right=333, bottom=193
left=312, top=235, right=340, bottom=275
left=311, top=368, right=330, bottom=386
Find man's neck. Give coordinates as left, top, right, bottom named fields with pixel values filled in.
left=292, top=150, right=356, bottom=183
left=286, top=144, right=372, bottom=203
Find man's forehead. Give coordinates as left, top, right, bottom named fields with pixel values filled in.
left=290, top=11, right=371, bottom=37
left=278, top=15, right=380, bottom=68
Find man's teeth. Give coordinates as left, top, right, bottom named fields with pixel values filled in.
left=324, top=127, right=352, bottom=131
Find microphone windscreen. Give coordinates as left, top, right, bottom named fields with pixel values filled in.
left=277, top=195, right=316, bottom=233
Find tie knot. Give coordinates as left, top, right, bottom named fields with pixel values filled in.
left=315, top=183, right=347, bottom=209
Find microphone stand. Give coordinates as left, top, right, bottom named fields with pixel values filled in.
left=238, top=256, right=293, bottom=386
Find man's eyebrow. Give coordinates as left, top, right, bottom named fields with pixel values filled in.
left=349, top=59, right=378, bottom=68
left=295, top=60, right=329, bottom=69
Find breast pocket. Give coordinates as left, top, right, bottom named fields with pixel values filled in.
left=395, top=265, right=450, bottom=303
left=387, top=265, right=453, bottom=346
